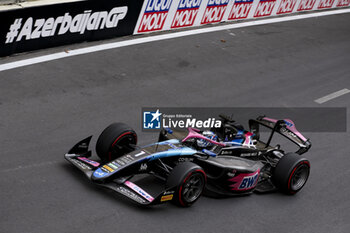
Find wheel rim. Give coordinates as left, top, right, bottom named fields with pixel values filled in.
left=291, top=164, right=309, bottom=191
left=182, top=173, right=205, bottom=203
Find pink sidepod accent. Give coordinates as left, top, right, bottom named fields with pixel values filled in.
left=228, top=169, right=260, bottom=191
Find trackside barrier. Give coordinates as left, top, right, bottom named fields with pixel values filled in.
left=133, top=0, right=350, bottom=34
left=0, top=0, right=143, bottom=56
left=0, top=0, right=349, bottom=57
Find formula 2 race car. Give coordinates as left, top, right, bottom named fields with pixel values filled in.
left=65, top=115, right=311, bottom=207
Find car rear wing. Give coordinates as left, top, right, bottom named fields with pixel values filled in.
left=249, top=116, right=311, bottom=155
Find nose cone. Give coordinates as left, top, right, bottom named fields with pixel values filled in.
left=91, top=168, right=109, bottom=182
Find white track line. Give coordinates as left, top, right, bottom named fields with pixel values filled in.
left=315, top=88, right=350, bottom=104
left=1, top=8, right=350, bottom=72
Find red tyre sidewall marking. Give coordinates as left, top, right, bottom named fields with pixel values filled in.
left=179, top=169, right=206, bottom=206
left=287, top=161, right=310, bottom=194
left=109, top=132, right=137, bottom=161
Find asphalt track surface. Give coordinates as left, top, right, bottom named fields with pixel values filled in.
left=1, top=13, right=350, bottom=233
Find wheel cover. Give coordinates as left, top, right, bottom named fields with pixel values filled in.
left=182, top=173, right=204, bottom=203
left=291, top=164, right=309, bottom=191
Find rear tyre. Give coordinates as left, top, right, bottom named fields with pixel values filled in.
left=96, top=123, right=137, bottom=162
left=273, top=153, right=310, bottom=195
left=166, top=162, right=206, bottom=207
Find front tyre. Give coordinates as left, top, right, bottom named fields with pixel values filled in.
left=166, top=162, right=206, bottom=207
left=273, top=153, right=310, bottom=195
left=96, top=123, right=137, bottom=162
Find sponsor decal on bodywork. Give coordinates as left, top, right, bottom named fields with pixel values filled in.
left=134, top=151, right=147, bottom=157
left=178, top=157, right=194, bottom=162
left=228, top=169, right=260, bottom=191
left=220, top=150, right=234, bottom=155
left=227, top=170, right=237, bottom=177
left=71, top=158, right=92, bottom=170
left=240, top=152, right=259, bottom=157
left=102, top=165, right=114, bottom=172
left=93, top=169, right=108, bottom=178
left=115, top=159, right=126, bottom=166
left=77, top=157, right=100, bottom=167
left=115, top=186, right=147, bottom=204
left=161, top=194, right=174, bottom=202
left=120, top=155, right=134, bottom=164
left=109, top=163, right=119, bottom=170
left=139, top=163, right=148, bottom=171
left=124, top=181, right=154, bottom=202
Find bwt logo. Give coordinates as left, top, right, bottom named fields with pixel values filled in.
left=228, top=0, right=254, bottom=20
left=239, top=172, right=259, bottom=190
left=143, top=109, right=162, bottom=129
left=201, top=0, right=230, bottom=25
left=284, top=120, right=294, bottom=127
left=336, top=0, right=350, bottom=7
left=277, top=0, right=297, bottom=14
left=171, top=0, right=202, bottom=28
left=254, top=0, right=277, bottom=18
left=318, top=0, right=335, bottom=8
left=138, top=0, right=173, bottom=32
left=297, top=0, right=316, bottom=11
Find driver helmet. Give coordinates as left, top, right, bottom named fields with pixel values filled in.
left=197, top=131, right=218, bottom=148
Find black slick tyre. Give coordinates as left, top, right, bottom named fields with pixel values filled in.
left=96, top=123, right=137, bottom=162
left=166, top=162, right=206, bottom=207
left=273, top=153, right=310, bottom=195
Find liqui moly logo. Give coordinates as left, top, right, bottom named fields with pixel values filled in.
left=318, top=0, right=335, bottom=8
left=201, top=0, right=230, bottom=25
left=171, top=0, right=202, bottom=28
left=277, top=0, right=297, bottom=14
left=254, top=0, right=277, bottom=17
left=297, top=0, right=316, bottom=11
left=228, top=0, right=254, bottom=20
left=336, top=0, right=350, bottom=6
left=138, top=0, right=173, bottom=32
